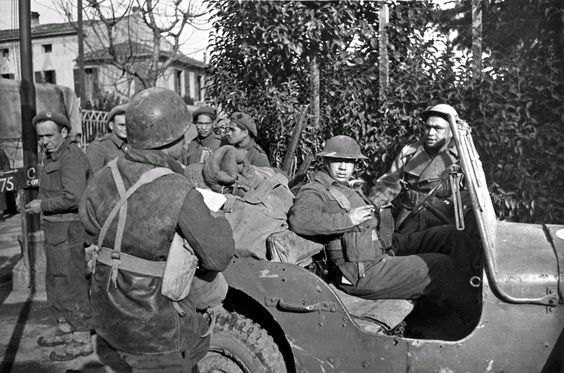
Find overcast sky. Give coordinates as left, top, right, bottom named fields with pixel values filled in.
left=0, top=0, right=211, bottom=61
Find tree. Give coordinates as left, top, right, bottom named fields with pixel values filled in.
left=57, top=0, right=206, bottom=89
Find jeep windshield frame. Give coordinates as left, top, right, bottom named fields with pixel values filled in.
left=447, top=114, right=557, bottom=306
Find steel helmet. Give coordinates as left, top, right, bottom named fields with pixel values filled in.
left=316, top=135, right=367, bottom=160
left=126, top=88, right=191, bottom=149
left=422, top=104, right=458, bottom=122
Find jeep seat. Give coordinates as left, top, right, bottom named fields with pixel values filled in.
left=329, top=284, right=414, bottom=334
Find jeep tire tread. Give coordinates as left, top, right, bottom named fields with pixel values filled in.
left=198, top=307, right=287, bottom=373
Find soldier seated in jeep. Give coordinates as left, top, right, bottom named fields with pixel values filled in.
left=288, top=136, right=476, bottom=318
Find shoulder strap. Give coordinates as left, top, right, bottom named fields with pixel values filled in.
left=98, top=158, right=174, bottom=287
left=328, top=186, right=352, bottom=212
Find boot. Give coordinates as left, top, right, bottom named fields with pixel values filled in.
left=37, top=319, right=72, bottom=347
left=49, top=331, right=93, bottom=361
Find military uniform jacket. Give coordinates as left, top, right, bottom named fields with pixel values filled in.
left=40, top=138, right=91, bottom=222
left=370, top=142, right=459, bottom=206
left=183, top=134, right=222, bottom=165
left=289, top=171, right=382, bottom=282
left=239, top=138, right=270, bottom=167
left=79, top=148, right=235, bottom=354
left=86, top=133, right=128, bottom=174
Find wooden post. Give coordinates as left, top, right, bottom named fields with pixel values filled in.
left=77, top=0, right=86, bottom=101
left=379, top=3, right=389, bottom=101
left=310, top=55, right=320, bottom=130
left=471, top=0, right=482, bottom=84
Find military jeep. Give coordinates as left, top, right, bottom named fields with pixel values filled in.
left=198, top=116, right=564, bottom=373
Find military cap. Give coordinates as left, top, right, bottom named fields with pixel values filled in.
left=106, top=103, right=128, bottom=127
left=32, top=111, right=70, bottom=130
left=230, top=112, right=257, bottom=138
left=422, top=104, right=458, bottom=122
left=317, top=135, right=367, bottom=160
left=193, top=105, right=217, bottom=122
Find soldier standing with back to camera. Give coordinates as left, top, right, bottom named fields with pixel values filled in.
left=80, top=88, right=235, bottom=372
left=25, top=111, right=93, bottom=361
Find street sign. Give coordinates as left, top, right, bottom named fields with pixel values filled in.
left=0, top=167, right=39, bottom=195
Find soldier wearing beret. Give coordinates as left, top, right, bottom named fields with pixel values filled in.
left=225, top=111, right=270, bottom=167
left=24, top=111, right=93, bottom=361
left=182, top=105, right=222, bottom=165
left=86, top=103, right=128, bottom=174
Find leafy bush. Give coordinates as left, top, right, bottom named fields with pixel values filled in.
left=205, top=0, right=564, bottom=223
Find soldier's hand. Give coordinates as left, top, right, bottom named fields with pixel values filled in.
left=24, top=199, right=42, bottom=214
left=349, top=205, right=375, bottom=226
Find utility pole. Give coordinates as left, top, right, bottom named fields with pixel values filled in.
left=18, top=0, right=40, bottom=291
left=77, top=0, right=85, bottom=101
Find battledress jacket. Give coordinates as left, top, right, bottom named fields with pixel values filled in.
left=79, top=148, right=235, bottom=355
left=239, top=138, right=270, bottom=167
left=183, top=135, right=222, bottom=165
left=288, top=171, right=382, bottom=283
left=86, top=132, right=128, bottom=174
left=369, top=141, right=460, bottom=231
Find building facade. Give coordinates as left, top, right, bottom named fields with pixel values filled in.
left=0, top=11, right=207, bottom=103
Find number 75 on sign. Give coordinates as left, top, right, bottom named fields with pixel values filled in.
left=0, top=167, right=39, bottom=194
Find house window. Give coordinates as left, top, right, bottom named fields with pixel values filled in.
left=1, top=73, right=14, bottom=79
left=73, top=67, right=99, bottom=100
left=35, top=70, right=57, bottom=84
left=195, top=74, right=202, bottom=101
left=42, top=44, right=52, bottom=53
left=1, top=48, right=9, bottom=57
left=174, top=70, right=183, bottom=95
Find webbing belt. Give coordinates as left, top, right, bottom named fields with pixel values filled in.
left=97, top=246, right=165, bottom=277
left=96, top=158, right=174, bottom=287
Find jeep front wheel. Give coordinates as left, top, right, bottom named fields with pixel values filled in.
left=198, top=309, right=287, bottom=373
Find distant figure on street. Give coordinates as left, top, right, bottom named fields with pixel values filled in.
left=25, top=111, right=92, bottom=361
left=86, top=103, right=128, bottom=173
left=225, top=111, right=270, bottom=167
left=182, top=105, right=222, bottom=165
left=370, top=104, right=465, bottom=233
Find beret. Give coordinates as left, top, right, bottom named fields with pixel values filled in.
left=32, top=111, right=70, bottom=129
left=230, top=112, right=257, bottom=138
left=106, top=103, right=128, bottom=126
left=193, top=105, right=217, bottom=122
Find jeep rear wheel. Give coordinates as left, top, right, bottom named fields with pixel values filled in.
left=198, top=308, right=287, bottom=373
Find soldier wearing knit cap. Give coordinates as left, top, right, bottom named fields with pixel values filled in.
left=182, top=105, right=222, bottom=165
left=86, top=103, right=128, bottom=173
left=25, top=110, right=93, bottom=361
left=225, top=111, right=270, bottom=167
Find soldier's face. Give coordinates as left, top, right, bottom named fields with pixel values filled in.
left=36, top=120, right=67, bottom=154
left=195, top=114, right=214, bottom=139
left=325, top=158, right=355, bottom=183
left=226, top=124, right=248, bottom=146
left=424, top=116, right=451, bottom=149
left=110, top=114, right=127, bottom=140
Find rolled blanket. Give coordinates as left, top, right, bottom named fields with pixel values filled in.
left=203, top=145, right=249, bottom=193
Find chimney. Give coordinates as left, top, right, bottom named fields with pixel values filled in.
left=31, top=11, right=40, bottom=27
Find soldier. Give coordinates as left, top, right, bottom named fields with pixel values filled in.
left=183, top=105, right=222, bottom=165
left=225, top=111, right=270, bottom=167
left=370, top=104, right=464, bottom=233
left=24, top=111, right=92, bottom=361
left=79, top=88, right=235, bottom=371
left=289, top=135, right=470, bottom=309
left=86, top=103, right=128, bottom=173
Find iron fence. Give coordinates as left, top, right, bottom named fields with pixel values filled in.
left=81, top=110, right=108, bottom=148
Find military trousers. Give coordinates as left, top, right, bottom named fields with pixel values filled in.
left=338, top=225, right=470, bottom=306
left=44, top=220, right=91, bottom=331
